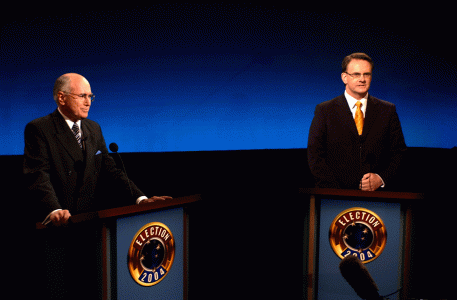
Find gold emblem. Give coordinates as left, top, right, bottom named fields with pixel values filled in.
left=128, top=222, right=175, bottom=286
left=329, top=207, right=387, bottom=263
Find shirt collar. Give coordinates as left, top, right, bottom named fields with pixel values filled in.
left=57, top=107, right=82, bottom=130
left=345, top=90, right=368, bottom=110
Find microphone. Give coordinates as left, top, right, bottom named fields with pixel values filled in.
left=109, top=142, right=133, bottom=197
left=339, top=255, right=382, bottom=300
left=109, top=142, right=118, bottom=153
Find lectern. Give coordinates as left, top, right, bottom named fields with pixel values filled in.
left=35, top=194, right=201, bottom=300
left=300, top=188, right=424, bottom=300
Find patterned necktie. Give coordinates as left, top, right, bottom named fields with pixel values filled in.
left=72, top=123, right=83, bottom=148
left=354, top=101, right=364, bottom=135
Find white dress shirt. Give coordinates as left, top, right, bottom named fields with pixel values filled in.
left=345, top=90, right=368, bottom=119
left=343, top=91, right=385, bottom=188
left=42, top=109, right=147, bottom=225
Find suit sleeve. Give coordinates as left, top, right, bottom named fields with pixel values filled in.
left=377, top=106, right=407, bottom=186
left=307, top=104, right=340, bottom=188
left=23, top=122, right=62, bottom=218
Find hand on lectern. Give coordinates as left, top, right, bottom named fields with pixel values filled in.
left=359, top=173, right=383, bottom=191
left=50, top=209, right=72, bottom=226
left=139, top=196, right=173, bottom=204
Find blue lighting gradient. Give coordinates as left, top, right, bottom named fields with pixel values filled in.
left=2, top=6, right=456, bottom=155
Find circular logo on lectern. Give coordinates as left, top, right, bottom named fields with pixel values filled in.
left=329, top=207, right=387, bottom=263
left=128, top=222, right=175, bottom=286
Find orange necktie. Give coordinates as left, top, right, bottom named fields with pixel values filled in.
left=355, top=101, right=364, bottom=135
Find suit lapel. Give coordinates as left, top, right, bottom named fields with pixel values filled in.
left=361, top=96, right=379, bottom=138
left=336, top=95, right=359, bottom=136
left=51, top=110, right=84, bottom=163
left=81, top=120, right=95, bottom=164
left=338, top=94, right=379, bottom=137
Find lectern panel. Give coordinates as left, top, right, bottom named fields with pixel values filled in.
left=317, top=199, right=402, bottom=299
left=116, top=207, right=185, bottom=299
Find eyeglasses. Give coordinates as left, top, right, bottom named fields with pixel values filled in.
left=63, top=91, right=95, bottom=102
left=344, top=72, right=372, bottom=79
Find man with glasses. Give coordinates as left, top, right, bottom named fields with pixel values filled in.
left=307, top=53, right=407, bottom=191
left=24, top=73, right=172, bottom=298
left=24, top=73, right=171, bottom=225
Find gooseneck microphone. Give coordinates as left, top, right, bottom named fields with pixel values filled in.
left=108, top=142, right=118, bottom=153
left=109, top=142, right=133, bottom=198
left=339, top=255, right=382, bottom=300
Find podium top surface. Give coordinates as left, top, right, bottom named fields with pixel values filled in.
left=299, top=188, right=425, bottom=200
left=36, top=194, right=201, bottom=230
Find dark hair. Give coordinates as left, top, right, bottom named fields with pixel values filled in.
left=342, top=53, right=374, bottom=73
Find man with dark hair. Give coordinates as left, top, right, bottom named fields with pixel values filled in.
left=307, top=53, right=407, bottom=191
left=341, top=52, right=374, bottom=74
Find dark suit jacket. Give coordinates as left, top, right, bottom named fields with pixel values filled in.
left=307, top=94, right=407, bottom=190
left=23, top=109, right=145, bottom=221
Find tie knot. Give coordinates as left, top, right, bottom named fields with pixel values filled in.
left=355, top=101, right=362, bottom=109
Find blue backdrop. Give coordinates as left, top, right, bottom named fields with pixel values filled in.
left=2, top=6, right=456, bottom=155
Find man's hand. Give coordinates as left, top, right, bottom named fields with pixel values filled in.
left=359, top=173, right=383, bottom=191
left=50, top=209, right=71, bottom=226
left=139, top=196, right=173, bottom=204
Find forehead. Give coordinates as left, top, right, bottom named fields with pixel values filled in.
left=347, top=59, right=372, bottom=72
left=69, top=76, right=91, bottom=92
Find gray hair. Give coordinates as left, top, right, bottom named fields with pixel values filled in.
left=52, top=74, right=72, bottom=104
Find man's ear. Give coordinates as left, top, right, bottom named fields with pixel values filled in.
left=341, top=72, right=348, bottom=85
left=57, top=91, right=66, bottom=106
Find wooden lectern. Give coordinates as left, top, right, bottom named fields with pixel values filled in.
left=300, top=188, right=424, bottom=300
left=35, top=194, right=201, bottom=300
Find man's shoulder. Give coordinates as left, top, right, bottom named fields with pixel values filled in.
left=82, top=117, right=99, bottom=126
left=317, top=95, right=396, bottom=109
left=26, top=111, right=55, bottom=128
left=315, top=95, right=346, bottom=109
left=27, top=110, right=100, bottom=130
left=81, top=117, right=101, bottom=130
left=368, top=95, right=396, bottom=109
